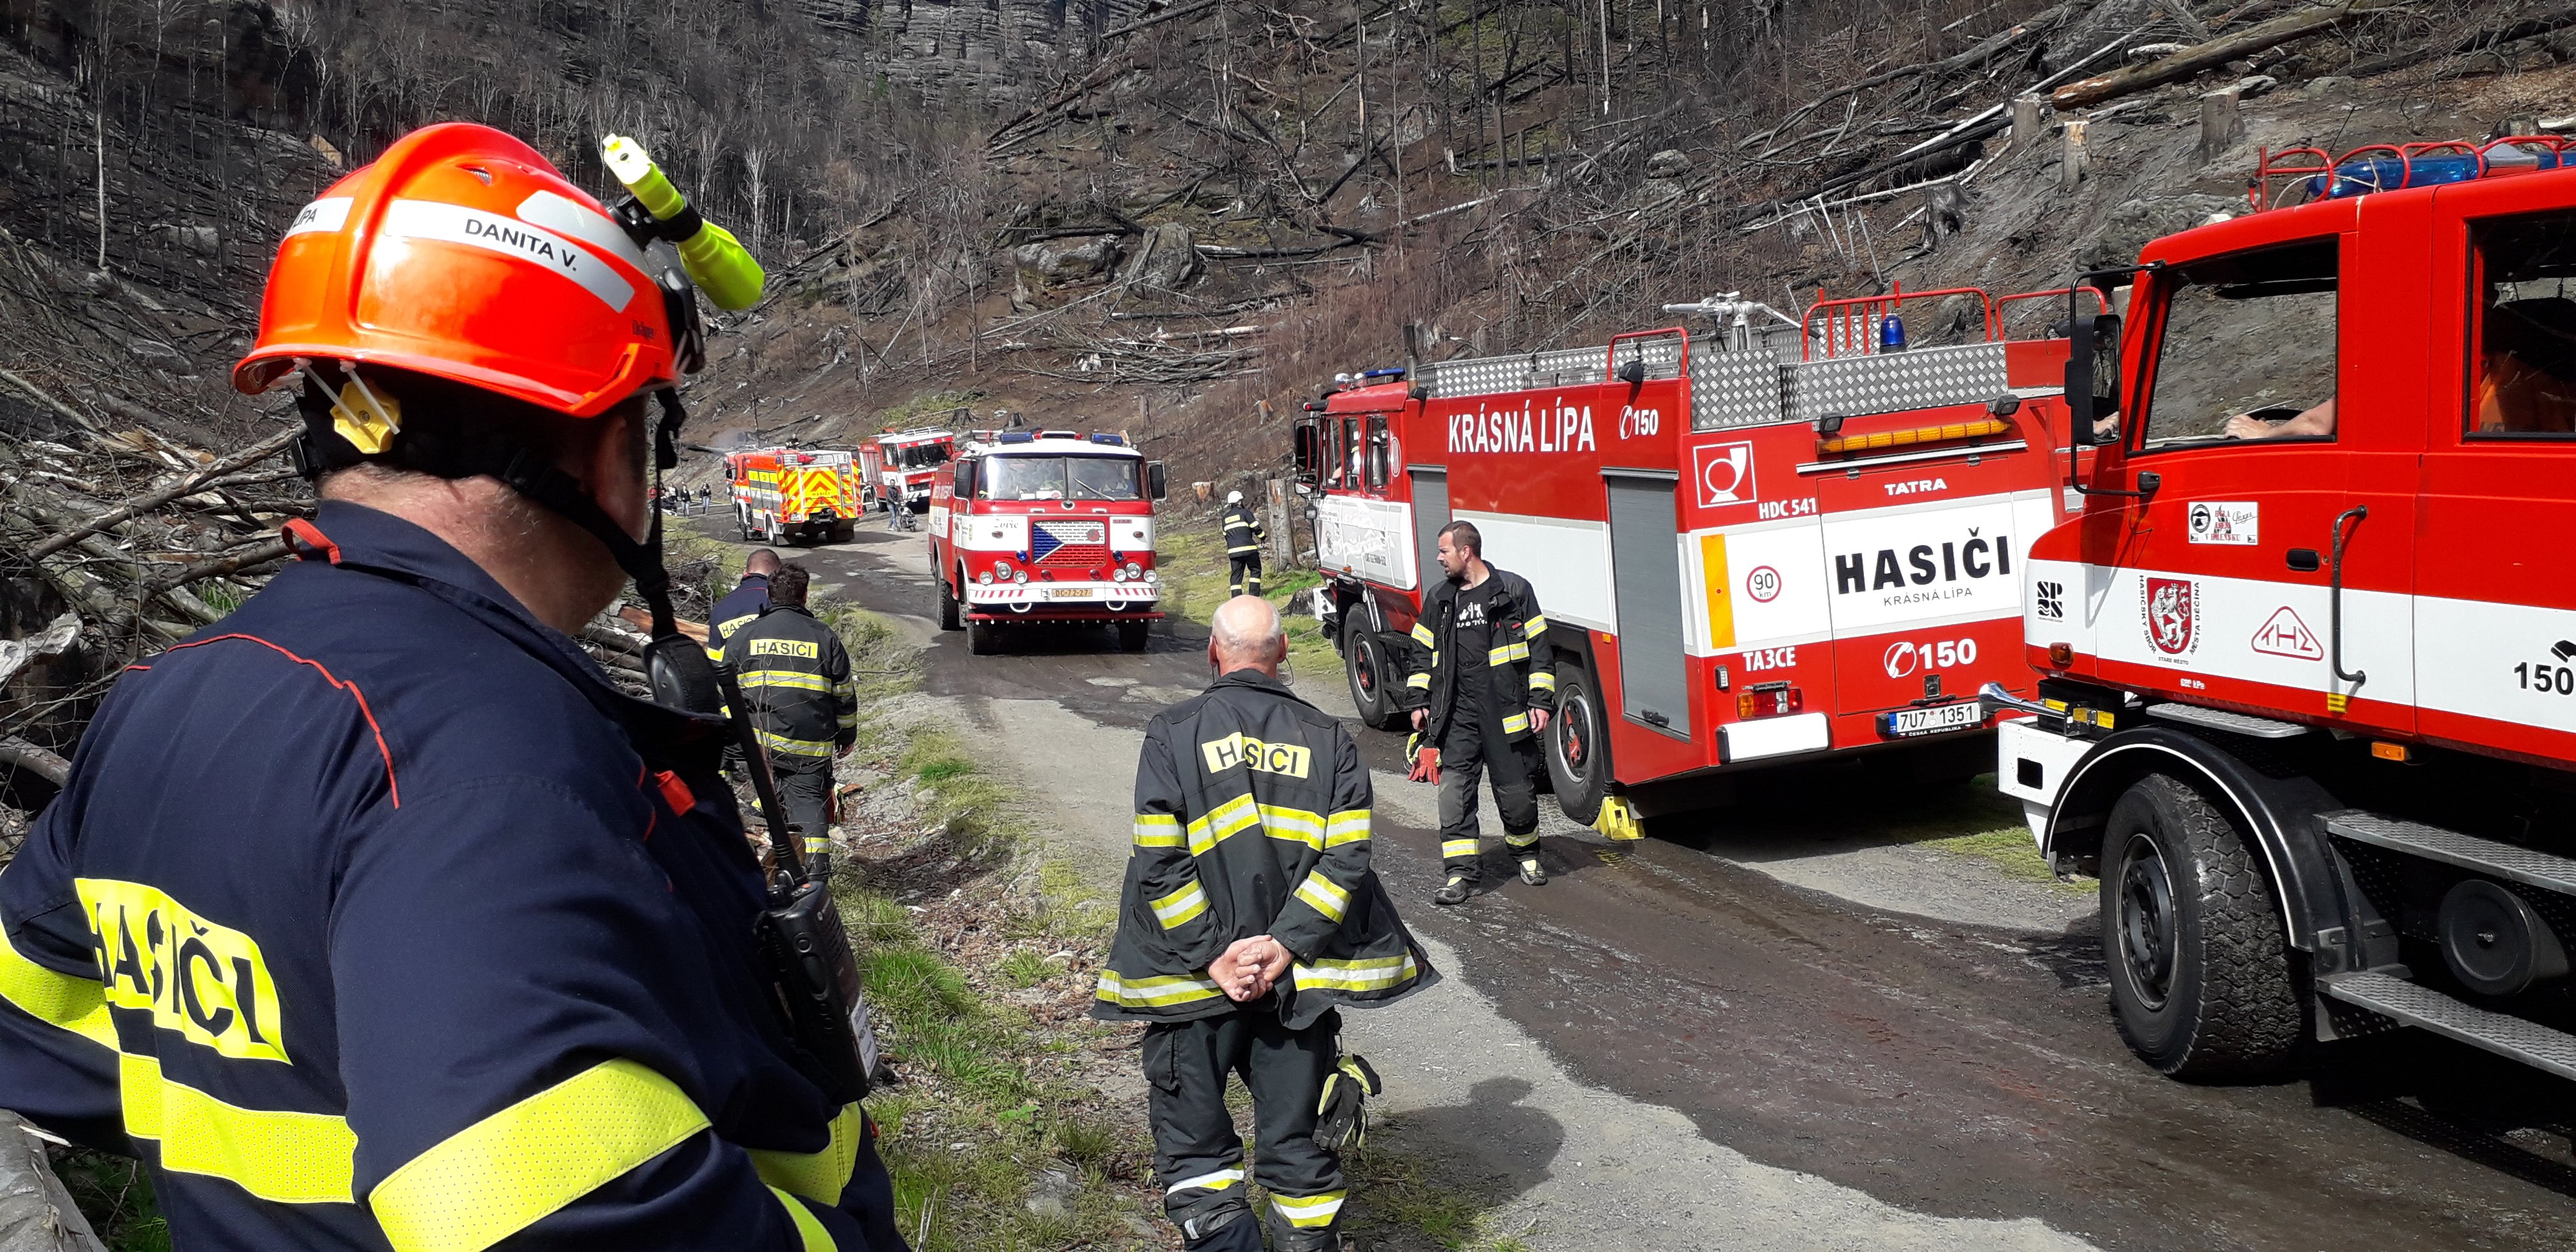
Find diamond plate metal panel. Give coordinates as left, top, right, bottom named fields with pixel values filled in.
left=1429, top=346, right=1617, bottom=398
left=1690, top=349, right=1788, bottom=430
left=2321, top=972, right=2576, bottom=1081
left=1788, top=341, right=2010, bottom=423
left=2326, top=812, right=2576, bottom=897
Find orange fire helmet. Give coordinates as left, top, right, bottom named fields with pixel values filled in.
left=232, top=122, right=679, bottom=418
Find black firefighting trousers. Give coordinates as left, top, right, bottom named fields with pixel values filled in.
left=1228, top=553, right=1264, bottom=597
left=1437, top=702, right=1543, bottom=883
left=766, top=752, right=835, bottom=873
left=1145, top=1008, right=1349, bottom=1250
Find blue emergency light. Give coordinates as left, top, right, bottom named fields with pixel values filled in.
left=997, top=431, right=1036, bottom=444
left=1090, top=433, right=1126, bottom=445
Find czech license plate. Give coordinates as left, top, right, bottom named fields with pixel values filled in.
left=1045, top=586, right=1094, bottom=600
left=1886, top=702, right=1983, bottom=737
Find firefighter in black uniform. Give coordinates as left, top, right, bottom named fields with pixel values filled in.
left=708, top=547, right=781, bottom=660
left=1403, top=521, right=1557, bottom=906
left=1221, top=489, right=1266, bottom=597
left=1095, top=596, right=1437, bottom=1252
left=721, top=562, right=859, bottom=878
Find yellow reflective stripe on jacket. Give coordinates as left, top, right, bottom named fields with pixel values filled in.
left=1227, top=543, right=1262, bottom=555
left=1133, top=813, right=1185, bottom=848
left=1500, top=711, right=1530, bottom=735
left=1095, top=971, right=1224, bottom=1009
left=1526, top=670, right=1558, bottom=692
left=1151, top=882, right=1209, bottom=930
left=1257, top=803, right=1325, bottom=851
left=1167, top=1165, right=1244, bottom=1195
left=1404, top=673, right=1430, bottom=690
left=119, top=1052, right=356, bottom=1205
left=1408, top=622, right=1435, bottom=647
left=1186, top=795, right=1259, bottom=855
left=1522, top=614, right=1549, bottom=638
left=750, top=1102, right=864, bottom=1205
left=770, top=1185, right=835, bottom=1251
left=1270, top=1189, right=1348, bottom=1228
left=1292, top=952, right=1419, bottom=993
left=739, top=670, right=835, bottom=693
left=1486, top=642, right=1529, bottom=667
left=369, top=1058, right=710, bottom=1252
left=1292, top=872, right=1350, bottom=923
left=0, top=922, right=117, bottom=1051
left=753, top=727, right=837, bottom=758
left=1324, top=810, right=1371, bottom=848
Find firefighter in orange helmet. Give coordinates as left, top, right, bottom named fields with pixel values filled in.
left=0, top=123, right=906, bottom=1249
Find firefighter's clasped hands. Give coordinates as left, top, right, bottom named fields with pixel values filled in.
left=1210, top=934, right=1293, bottom=1001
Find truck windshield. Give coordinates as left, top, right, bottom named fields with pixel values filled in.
left=893, top=443, right=950, bottom=469
left=981, top=456, right=1142, bottom=501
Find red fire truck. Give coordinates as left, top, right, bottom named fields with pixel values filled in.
left=928, top=430, right=1169, bottom=654
left=726, top=446, right=861, bottom=545
left=1296, top=283, right=2097, bottom=837
left=857, top=428, right=957, bottom=529
left=1983, top=137, right=2576, bottom=1081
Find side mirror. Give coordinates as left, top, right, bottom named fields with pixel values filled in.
left=1292, top=421, right=1320, bottom=484
left=1148, top=461, right=1168, bottom=501
left=2064, top=312, right=2123, bottom=444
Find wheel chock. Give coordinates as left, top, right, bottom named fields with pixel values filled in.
left=1593, top=796, right=1644, bottom=841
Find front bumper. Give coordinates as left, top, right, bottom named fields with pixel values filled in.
left=1992, top=715, right=2096, bottom=849
left=965, top=580, right=1163, bottom=616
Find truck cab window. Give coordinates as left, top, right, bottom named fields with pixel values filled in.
left=1365, top=415, right=1390, bottom=490
left=2466, top=208, right=2576, bottom=439
left=2140, top=238, right=2339, bottom=450
left=1323, top=421, right=1345, bottom=488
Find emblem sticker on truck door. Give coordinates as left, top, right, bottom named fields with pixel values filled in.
left=2186, top=501, right=2258, bottom=545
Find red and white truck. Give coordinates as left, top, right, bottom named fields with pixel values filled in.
left=1296, top=283, right=2099, bottom=837
left=927, top=430, right=1169, bottom=655
left=1984, top=137, right=2576, bottom=1080
left=726, top=446, right=861, bottom=545
left=857, top=428, right=957, bottom=529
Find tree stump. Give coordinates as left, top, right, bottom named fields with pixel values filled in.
left=2013, top=94, right=2046, bottom=149
left=2061, top=119, right=2091, bottom=190
left=2199, top=88, right=2243, bottom=157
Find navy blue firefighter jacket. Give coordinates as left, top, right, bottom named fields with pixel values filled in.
left=708, top=572, right=772, bottom=661
left=0, top=501, right=905, bottom=1251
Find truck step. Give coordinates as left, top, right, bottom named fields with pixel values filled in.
left=2142, top=702, right=2310, bottom=739
left=2325, top=811, right=2576, bottom=897
left=2318, top=971, right=2576, bottom=1082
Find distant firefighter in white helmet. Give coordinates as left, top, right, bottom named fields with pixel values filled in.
left=1221, top=488, right=1267, bottom=597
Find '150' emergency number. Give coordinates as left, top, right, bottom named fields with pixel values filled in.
left=2515, top=659, right=2576, bottom=695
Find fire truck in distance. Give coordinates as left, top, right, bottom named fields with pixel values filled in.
left=726, top=446, right=862, bottom=545
left=857, top=428, right=957, bottom=529
left=1295, top=280, right=2100, bottom=837
left=928, top=430, right=1169, bottom=655
left=1983, top=137, right=2576, bottom=1083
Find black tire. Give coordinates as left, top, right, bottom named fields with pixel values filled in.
left=736, top=507, right=753, bottom=542
left=935, top=566, right=962, bottom=632
left=831, top=521, right=856, bottom=544
left=1545, top=661, right=1613, bottom=824
left=1117, top=620, right=1151, bottom=652
left=1342, top=622, right=1404, bottom=731
left=968, top=617, right=1003, bottom=655
left=2101, top=774, right=2305, bottom=1080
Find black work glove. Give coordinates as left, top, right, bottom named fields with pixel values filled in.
left=1312, top=1054, right=1382, bottom=1155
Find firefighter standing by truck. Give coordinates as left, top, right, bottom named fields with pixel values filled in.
left=1405, top=521, right=1556, bottom=905
left=1221, top=489, right=1266, bottom=597
left=1095, top=596, right=1436, bottom=1252
left=0, top=124, right=902, bottom=1248
left=723, top=562, right=859, bottom=879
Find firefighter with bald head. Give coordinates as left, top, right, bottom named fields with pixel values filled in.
left=1095, top=596, right=1437, bottom=1252
left=1403, top=520, right=1558, bottom=906
left=0, top=124, right=903, bottom=1248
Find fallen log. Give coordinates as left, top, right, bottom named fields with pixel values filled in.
left=27, top=426, right=298, bottom=562
left=2343, top=4, right=2576, bottom=76
left=0, top=737, right=71, bottom=788
left=2052, top=0, right=2406, bottom=109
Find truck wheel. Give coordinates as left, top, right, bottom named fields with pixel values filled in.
left=936, top=567, right=962, bottom=632
left=968, top=617, right=1002, bottom=656
left=736, top=507, right=753, bottom=542
left=1342, top=624, right=1403, bottom=731
left=2101, top=774, right=2305, bottom=1080
left=1117, top=620, right=1151, bottom=653
left=1546, top=662, right=1613, bottom=824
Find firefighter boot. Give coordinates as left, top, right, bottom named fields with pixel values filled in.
left=1262, top=1196, right=1344, bottom=1252
left=1508, top=833, right=1546, bottom=886
left=1432, top=876, right=1471, bottom=906
left=1176, top=1203, right=1262, bottom=1252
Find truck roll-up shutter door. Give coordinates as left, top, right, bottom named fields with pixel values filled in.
left=1408, top=467, right=1448, bottom=595
left=1604, top=468, right=1690, bottom=740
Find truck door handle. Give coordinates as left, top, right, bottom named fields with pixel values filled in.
left=2329, top=507, right=2368, bottom=687
left=2286, top=548, right=2320, bottom=572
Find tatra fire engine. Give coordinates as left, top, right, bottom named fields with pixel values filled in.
left=857, top=428, right=955, bottom=527
left=1983, top=136, right=2576, bottom=1082
left=1295, top=283, right=2102, bottom=836
left=928, top=430, right=1169, bottom=655
left=726, top=446, right=861, bottom=545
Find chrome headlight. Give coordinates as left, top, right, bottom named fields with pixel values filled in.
left=977, top=571, right=994, bottom=585
left=1143, top=569, right=1159, bottom=585
left=1013, top=569, right=1029, bottom=585
left=993, top=560, right=1013, bottom=578
left=1111, top=569, right=1128, bottom=583
left=1124, top=561, right=1142, bottom=577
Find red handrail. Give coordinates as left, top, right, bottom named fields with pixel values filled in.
left=1802, top=283, right=2000, bottom=360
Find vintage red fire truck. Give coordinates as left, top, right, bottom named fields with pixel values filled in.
left=726, top=446, right=861, bottom=545
left=927, top=429, right=1169, bottom=654
left=1296, top=282, right=2099, bottom=837
left=1983, top=137, right=2576, bottom=1082
left=857, top=428, right=957, bottom=529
